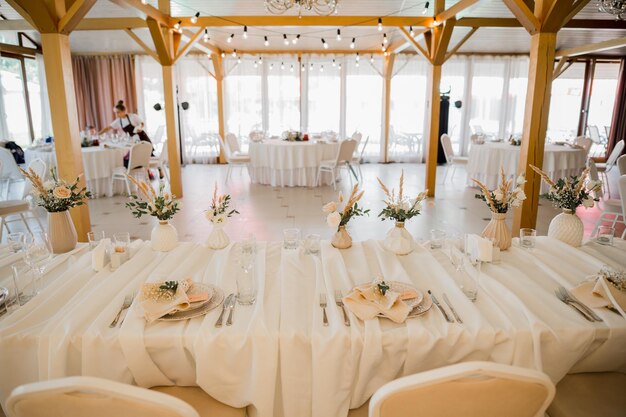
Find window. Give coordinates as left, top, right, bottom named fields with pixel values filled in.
left=224, top=58, right=263, bottom=137
left=547, top=62, right=585, bottom=141
left=587, top=62, right=620, bottom=141
left=305, top=56, right=340, bottom=135
left=469, top=57, right=506, bottom=139
left=442, top=58, right=468, bottom=155
left=266, top=57, right=300, bottom=135
left=0, top=56, right=31, bottom=146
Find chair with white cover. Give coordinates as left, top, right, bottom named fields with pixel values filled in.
left=317, top=139, right=358, bottom=190
left=151, top=386, right=246, bottom=417
left=547, top=372, right=626, bottom=417
left=589, top=159, right=624, bottom=237
left=6, top=376, right=199, bottom=417
left=219, top=134, right=250, bottom=183
left=573, top=136, right=593, bottom=157
left=111, top=141, right=153, bottom=195
left=149, top=144, right=169, bottom=184
left=617, top=154, right=626, bottom=176
left=151, top=125, right=165, bottom=146
left=352, top=136, right=369, bottom=182
left=587, top=125, right=602, bottom=143
left=0, top=147, right=24, bottom=199
left=440, top=133, right=468, bottom=183
left=596, top=139, right=625, bottom=197
left=369, top=361, right=555, bottom=417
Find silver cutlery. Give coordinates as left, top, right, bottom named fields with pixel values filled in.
left=442, top=293, right=463, bottom=324
left=555, top=289, right=594, bottom=322
left=226, top=295, right=237, bottom=326
left=215, top=293, right=234, bottom=327
left=110, top=292, right=135, bottom=328
left=320, top=293, right=329, bottom=326
left=335, top=290, right=350, bottom=326
left=428, top=290, right=454, bottom=323
left=118, top=291, right=137, bottom=327
left=558, top=286, right=603, bottom=322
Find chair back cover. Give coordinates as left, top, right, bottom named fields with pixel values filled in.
left=0, top=147, right=22, bottom=180
left=440, top=134, right=454, bottom=163
left=587, top=159, right=603, bottom=199
left=619, top=176, right=626, bottom=220
left=151, top=125, right=165, bottom=145
left=605, top=140, right=624, bottom=168
left=225, top=133, right=241, bottom=154
left=22, top=158, right=47, bottom=199
left=369, top=362, right=555, bottom=417
left=587, top=125, right=601, bottom=142
left=351, top=132, right=363, bottom=143
left=616, top=154, right=626, bottom=176
left=6, top=376, right=200, bottom=417
left=574, top=136, right=593, bottom=156
left=336, top=139, right=358, bottom=165
left=128, top=142, right=153, bottom=172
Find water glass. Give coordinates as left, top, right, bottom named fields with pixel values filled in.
left=24, top=233, right=52, bottom=280
left=240, top=237, right=256, bottom=274
left=7, top=232, right=25, bottom=253
left=113, top=232, right=131, bottom=260
left=304, top=234, right=321, bottom=255
left=237, top=241, right=257, bottom=305
left=3, top=279, right=21, bottom=314
left=87, top=231, right=106, bottom=250
left=519, top=228, right=536, bottom=249
left=597, top=226, right=615, bottom=246
left=455, top=266, right=477, bottom=302
left=11, top=261, right=38, bottom=304
left=430, top=229, right=446, bottom=249
left=283, top=228, right=300, bottom=250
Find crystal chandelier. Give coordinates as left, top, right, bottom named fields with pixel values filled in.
left=265, top=0, right=338, bottom=16
left=597, top=0, right=626, bottom=20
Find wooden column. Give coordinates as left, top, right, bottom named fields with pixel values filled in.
left=425, top=64, right=442, bottom=196
left=161, top=65, right=183, bottom=196
left=382, top=54, right=395, bottom=163
left=512, top=32, right=557, bottom=233
left=212, top=53, right=226, bottom=163
left=40, top=33, right=91, bottom=240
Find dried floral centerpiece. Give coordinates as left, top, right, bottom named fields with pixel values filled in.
left=472, top=167, right=526, bottom=250
left=20, top=167, right=90, bottom=253
left=377, top=170, right=428, bottom=255
left=205, top=183, right=239, bottom=250
left=323, top=184, right=369, bottom=249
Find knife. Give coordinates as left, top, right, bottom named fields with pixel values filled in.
left=442, top=293, right=463, bottom=324
left=215, top=294, right=234, bottom=327
left=428, top=290, right=454, bottom=323
left=226, top=295, right=237, bottom=326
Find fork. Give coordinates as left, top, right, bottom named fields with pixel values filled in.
left=110, top=292, right=135, bottom=328
left=335, top=290, right=350, bottom=326
left=320, top=293, right=329, bottom=326
left=555, top=289, right=594, bottom=322
left=558, top=287, right=603, bottom=322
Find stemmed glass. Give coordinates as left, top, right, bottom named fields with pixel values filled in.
left=23, top=233, right=52, bottom=293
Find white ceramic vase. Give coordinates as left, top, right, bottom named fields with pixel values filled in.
left=207, top=221, right=230, bottom=250
left=331, top=225, right=352, bottom=249
left=48, top=211, right=77, bottom=254
left=384, top=221, right=414, bottom=255
left=151, top=220, right=178, bottom=252
left=548, top=209, right=583, bottom=247
left=482, top=212, right=512, bottom=251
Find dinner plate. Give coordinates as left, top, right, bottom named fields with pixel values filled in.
left=186, top=283, right=215, bottom=310
left=159, top=284, right=224, bottom=321
left=353, top=281, right=423, bottom=312
left=407, top=294, right=433, bottom=318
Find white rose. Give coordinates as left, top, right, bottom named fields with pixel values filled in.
left=511, top=198, right=521, bottom=208
left=582, top=198, right=594, bottom=208
left=493, top=190, right=504, bottom=202
left=214, top=213, right=227, bottom=224
left=516, top=174, right=526, bottom=186
left=43, top=180, right=55, bottom=190
left=322, top=201, right=337, bottom=213
left=515, top=190, right=526, bottom=201
left=326, top=211, right=342, bottom=229
left=400, top=199, right=411, bottom=211
left=205, top=210, right=215, bottom=221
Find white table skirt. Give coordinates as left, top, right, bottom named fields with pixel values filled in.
left=0, top=237, right=625, bottom=417
left=467, top=143, right=587, bottom=191
left=249, top=141, right=340, bottom=187
left=25, top=147, right=128, bottom=197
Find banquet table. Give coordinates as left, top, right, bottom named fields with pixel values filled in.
left=0, top=237, right=625, bottom=417
left=24, top=146, right=128, bottom=197
left=249, top=140, right=341, bottom=187
left=467, top=142, right=587, bottom=190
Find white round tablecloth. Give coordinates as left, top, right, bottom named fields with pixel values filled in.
left=25, top=146, right=128, bottom=197
left=249, top=141, right=340, bottom=187
left=467, top=142, right=587, bottom=191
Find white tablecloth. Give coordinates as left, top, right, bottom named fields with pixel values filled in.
left=249, top=141, right=341, bottom=187
left=467, top=142, right=587, bottom=191
left=0, top=237, right=625, bottom=417
left=25, top=146, right=128, bottom=197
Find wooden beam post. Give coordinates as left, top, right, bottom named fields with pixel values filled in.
left=382, top=53, right=395, bottom=163
left=212, top=53, right=226, bottom=164
left=512, top=32, right=557, bottom=234
left=40, top=33, right=91, bottom=240
left=161, top=65, right=183, bottom=197
left=425, top=64, right=442, bottom=197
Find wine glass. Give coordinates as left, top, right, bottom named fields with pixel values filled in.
left=23, top=233, right=52, bottom=291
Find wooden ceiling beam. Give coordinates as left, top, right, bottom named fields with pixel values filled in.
left=146, top=17, right=172, bottom=65
left=542, top=0, right=591, bottom=32
left=123, top=28, right=158, bottom=62
left=563, top=0, right=591, bottom=26
left=6, top=0, right=57, bottom=32
left=389, top=27, right=429, bottom=55
left=110, top=0, right=169, bottom=27
left=552, top=57, right=574, bottom=79
left=181, top=29, right=221, bottom=56
left=503, top=0, right=540, bottom=34
left=58, top=0, right=97, bottom=34
left=398, top=27, right=431, bottom=62
left=436, top=0, right=481, bottom=23
left=433, top=18, right=455, bottom=64
left=556, top=36, right=626, bottom=58
left=445, top=27, right=479, bottom=62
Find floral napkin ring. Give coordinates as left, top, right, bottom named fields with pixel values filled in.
left=600, top=266, right=626, bottom=292
left=141, top=279, right=191, bottom=302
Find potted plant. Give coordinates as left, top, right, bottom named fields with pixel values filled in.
left=20, top=167, right=90, bottom=254
left=323, top=184, right=369, bottom=249
left=205, top=183, right=239, bottom=250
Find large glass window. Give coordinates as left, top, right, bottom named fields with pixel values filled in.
left=587, top=62, right=620, bottom=152
left=306, top=56, right=340, bottom=135
left=266, top=57, right=300, bottom=135
left=134, top=55, right=166, bottom=138
left=469, top=57, right=506, bottom=138
left=547, top=62, right=585, bottom=141
left=0, top=56, right=30, bottom=146
left=224, top=58, right=263, bottom=137
left=441, top=57, right=468, bottom=155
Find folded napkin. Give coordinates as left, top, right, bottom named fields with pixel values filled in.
left=571, top=277, right=626, bottom=315
left=466, top=234, right=493, bottom=262
left=139, top=278, right=208, bottom=322
left=343, top=283, right=416, bottom=324
left=91, top=238, right=111, bottom=272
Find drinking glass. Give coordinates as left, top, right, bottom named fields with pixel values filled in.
left=455, top=266, right=478, bottom=302
left=4, top=278, right=21, bottom=314
left=113, top=232, right=131, bottom=261
left=87, top=231, right=106, bottom=250
left=7, top=232, right=25, bottom=253
left=24, top=233, right=52, bottom=289
left=12, top=260, right=38, bottom=303
left=597, top=226, right=615, bottom=246
left=237, top=240, right=257, bottom=305
left=519, top=228, right=536, bottom=249
left=283, top=228, right=300, bottom=250
left=304, top=234, right=321, bottom=255
left=430, top=229, right=446, bottom=249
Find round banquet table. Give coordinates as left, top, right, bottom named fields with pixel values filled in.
left=25, top=146, right=128, bottom=197
left=249, top=140, right=341, bottom=187
left=467, top=142, right=587, bottom=191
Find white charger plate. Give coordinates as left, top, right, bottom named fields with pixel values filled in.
left=159, top=284, right=224, bottom=321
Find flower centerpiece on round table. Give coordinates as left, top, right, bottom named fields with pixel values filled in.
left=377, top=170, right=427, bottom=255
left=205, top=183, right=239, bottom=250
left=530, top=165, right=601, bottom=247
left=472, top=167, right=526, bottom=250
left=323, top=184, right=369, bottom=249
left=20, top=167, right=90, bottom=253
left=125, top=177, right=181, bottom=252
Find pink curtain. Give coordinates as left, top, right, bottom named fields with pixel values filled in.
left=72, top=55, right=137, bottom=131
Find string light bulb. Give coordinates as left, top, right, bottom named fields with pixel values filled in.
left=227, top=33, right=234, bottom=43
left=140, top=0, right=147, bottom=4
left=338, top=63, right=342, bottom=69
left=237, top=56, right=241, bottom=64
left=292, top=34, right=300, bottom=44
left=281, top=62, right=285, bottom=70
left=301, top=64, right=305, bottom=72
left=378, top=18, right=383, bottom=31
left=356, top=52, right=360, bottom=61
left=203, top=29, right=209, bottom=42
left=254, top=60, right=258, bottom=68
left=243, top=26, right=248, bottom=39
left=221, top=52, right=225, bottom=58
left=381, top=43, right=386, bottom=52
left=264, top=36, right=269, bottom=46
left=174, top=20, right=181, bottom=29
left=310, top=62, right=314, bottom=69
left=290, top=64, right=294, bottom=72
left=259, top=56, right=263, bottom=64
left=350, top=38, right=355, bottom=49
left=270, top=63, right=274, bottom=70
left=336, top=29, right=341, bottom=41
left=322, top=38, right=328, bottom=49
left=432, top=19, right=440, bottom=27
left=283, top=34, right=289, bottom=45
left=320, top=65, right=324, bottom=72
left=423, top=1, right=429, bottom=14
left=410, top=26, right=415, bottom=36
left=370, top=55, right=374, bottom=63
left=383, top=33, right=388, bottom=44
left=332, top=59, right=336, bottom=67
left=232, top=49, right=237, bottom=57
left=190, top=12, right=199, bottom=24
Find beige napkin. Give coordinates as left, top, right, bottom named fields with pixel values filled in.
left=571, top=277, right=626, bottom=315
left=140, top=278, right=195, bottom=323
left=343, top=284, right=411, bottom=324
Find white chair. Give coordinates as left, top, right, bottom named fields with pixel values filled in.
left=369, top=361, right=555, bottom=417
left=596, top=139, right=625, bottom=197
left=151, top=386, right=246, bottom=417
left=352, top=136, right=369, bottom=182
left=589, top=159, right=624, bottom=237
left=111, top=142, right=153, bottom=195
left=440, top=133, right=468, bottom=183
left=573, top=136, right=593, bottom=157
left=6, top=376, right=199, bottom=417
left=587, top=125, right=602, bottom=143
left=151, top=125, right=165, bottom=146
left=351, top=131, right=363, bottom=143
left=547, top=372, right=626, bottom=417
left=316, top=139, right=358, bottom=190
left=149, top=144, right=169, bottom=184
left=0, top=148, right=24, bottom=199
left=617, top=154, right=626, bottom=176
left=219, top=134, right=250, bottom=183
left=225, top=133, right=248, bottom=157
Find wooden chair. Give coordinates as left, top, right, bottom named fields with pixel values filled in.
left=547, top=372, right=626, bottom=417
left=111, top=142, right=153, bottom=195
left=440, top=133, right=468, bottom=183
left=317, top=139, right=358, bottom=190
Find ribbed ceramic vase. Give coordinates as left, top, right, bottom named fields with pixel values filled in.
left=548, top=209, right=583, bottom=247
left=151, top=221, right=178, bottom=252
left=206, top=221, right=230, bottom=250
left=384, top=221, right=414, bottom=255
left=331, top=225, right=352, bottom=249
left=482, top=212, right=511, bottom=251
left=48, top=211, right=77, bottom=254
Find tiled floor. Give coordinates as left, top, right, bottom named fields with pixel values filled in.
left=3, top=163, right=622, bottom=244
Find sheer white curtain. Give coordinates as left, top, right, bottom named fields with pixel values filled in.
left=224, top=55, right=263, bottom=140
left=302, top=54, right=341, bottom=135
left=35, top=54, right=53, bottom=139
left=441, top=56, right=470, bottom=154
left=0, top=65, right=10, bottom=141
left=389, top=54, right=428, bottom=162
left=468, top=56, right=506, bottom=139
left=499, top=56, right=529, bottom=140
left=265, top=54, right=300, bottom=135
left=134, top=55, right=165, bottom=139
